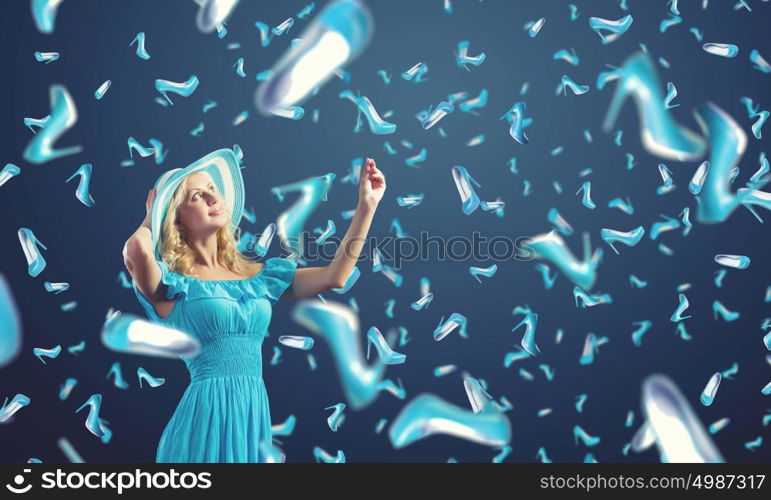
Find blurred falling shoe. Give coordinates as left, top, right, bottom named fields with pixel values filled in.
left=602, top=52, right=706, bottom=162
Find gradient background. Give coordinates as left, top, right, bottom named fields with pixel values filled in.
left=0, top=0, right=769, bottom=463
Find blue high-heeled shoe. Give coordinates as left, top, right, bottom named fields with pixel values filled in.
left=411, top=292, right=433, bottom=311
left=366, top=327, right=406, bottom=365
left=387, top=391, right=511, bottom=449
left=0, top=163, right=21, bottom=189
left=272, top=173, right=336, bottom=259
left=75, top=394, right=105, bottom=438
left=573, top=425, right=601, bottom=447
left=65, top=163, right=95, bottom=207
left=137, top=367, right=166, bottom=388
left=451, top=166, right=482, bottom=215
left=255, top=0, right=373, bottom=115
left=292, top=300, right=385, bottom=410
left=130, top=32, right=150, bottom=60
left=339, top=90, right=397, bottom=135
left=0, top=393, right=30, bottom=423
left=692, top=102, right=751, bottom=224
left=154, top=75, right=199, bottom=105
left=106, top=361, right=129, bottom=389
left=602, top=51, right=706, bottom=162
left=433, top=313, right=468, bottom=341
left=18, top=228, right=47, bottom=277
left=22, top=85, right=83, bottom=165
left=527, top=231, right=601, bottom=291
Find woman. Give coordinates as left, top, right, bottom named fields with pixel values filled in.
left=122, top=148, right=385, bottom=462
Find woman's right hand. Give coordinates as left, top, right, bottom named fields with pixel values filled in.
left=141, top=188, right=157, bottom=229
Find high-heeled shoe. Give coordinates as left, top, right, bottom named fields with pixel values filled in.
left=411, top=292, right=433, bottom=311
left=575, top=181, right=596, bottom=209
left=511, top=309, right=540, bottom=356
left=0, top=393, right=30, bottom=423
left=292, top=300, right=385, bottom=410
left=313, top=446, right=346, bottom=463
left=254, top=222, right=276, bottom=257
left=154, top=75, right=199, bottom=105
left=0, top=163, right=21, bottom=189
left=573, top=425, right=601, bottom=447
left=18, top=228, right=48, bottom=277
left=602, top=51, right=706, bottom=162
left=100, top=312, right=201, bottom=358
left=137, top=367, right=166, bottom=388
left=600, top=226, right=645, bottom=254
left=639, top=374, right=724, bottom=462
left=422, top=100, right=454, bottom=130
left=272, top=173, right=336, bottom=259
left=130, top=32, right=150, bottom=60
left=59, top=378, right=77, bottom=401
left=573, top=287, right=613, bottom=308
left=372, top=247, right=383, bottom=272
left=255, top=0, right=373, bottom=115
left=712, top=300, right=739, bottom=322
left=500, top=101, right=530, bottom=145
left=387, top=391, right=510, bottom=449
left=106, top=361, right=129, bottom=389
left=455, top=40, right=486, bottom=70
left=366, top=327, right=406, bottom=364
left=75, top=394, right=105, bottom=438
left=325, top=402, right=346, bottom=431
left=22, top=85, right=82, bottom=165
left=527, top=231, right=600, bottom=291
left=377, top=378, right=406, bottom=399
left=339, top=90, right=397, bottom=135
left=388, top=218, right=408, bottom=238
left=31, top=0, right=63, bottom=34
left=578, top=333, right=608, bottom=365
left=692, top=102, right=751, bottom=224
left=433, top=313, right=468, bottom=341
left=452, top=166, right=482, bottom=215
left=65, top=163, right=95, bottom=207
left=469, top=265, right=497, bottom=283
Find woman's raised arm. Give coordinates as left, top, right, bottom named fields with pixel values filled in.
left=282, top=158, right=386, bottom=300
left=123, top=189, right=170, bottom=311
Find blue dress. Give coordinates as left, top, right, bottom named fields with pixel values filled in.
left=132, top=257, right=297, bottom=463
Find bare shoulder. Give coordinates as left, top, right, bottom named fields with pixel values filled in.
left=249, top=261, right=266, bottom=276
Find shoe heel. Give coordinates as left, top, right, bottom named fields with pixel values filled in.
left=601, top=75, right=629, bottom=133
left=34, top=235, right=47, bottom=251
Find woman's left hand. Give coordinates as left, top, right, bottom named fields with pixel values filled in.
left=359, top=157, right=386, bottom=209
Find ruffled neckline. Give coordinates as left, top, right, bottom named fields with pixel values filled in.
left=178, top=267, right=267, bottom=283
left=157, top=257, right=297, bottom=305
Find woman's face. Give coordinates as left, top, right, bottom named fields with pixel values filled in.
left=175, top=173, right=228, bottom=238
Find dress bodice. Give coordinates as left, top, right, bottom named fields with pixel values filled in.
left=132, top=257, right=297, bottom=381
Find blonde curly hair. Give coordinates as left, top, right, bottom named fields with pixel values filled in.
left=159, top=176, right=255, bottom=277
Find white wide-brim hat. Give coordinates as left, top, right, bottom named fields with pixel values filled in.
left=151, top=148, right=244, bottom=259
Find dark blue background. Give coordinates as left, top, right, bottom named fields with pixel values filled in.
left=0, top=0, right=769, bottom=463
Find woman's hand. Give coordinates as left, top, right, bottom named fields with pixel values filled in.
left=358, top=158, right=385, bottom=210
left=141, top=188, right=157, bottom=229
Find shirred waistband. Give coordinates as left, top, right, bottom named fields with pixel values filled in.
left=186, top=335, right=264, bottom=382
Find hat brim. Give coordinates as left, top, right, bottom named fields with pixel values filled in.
left=151, top=148, right=244, bottom=259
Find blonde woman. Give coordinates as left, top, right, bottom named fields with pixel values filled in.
left=123, top=149, right=385, bottom=462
